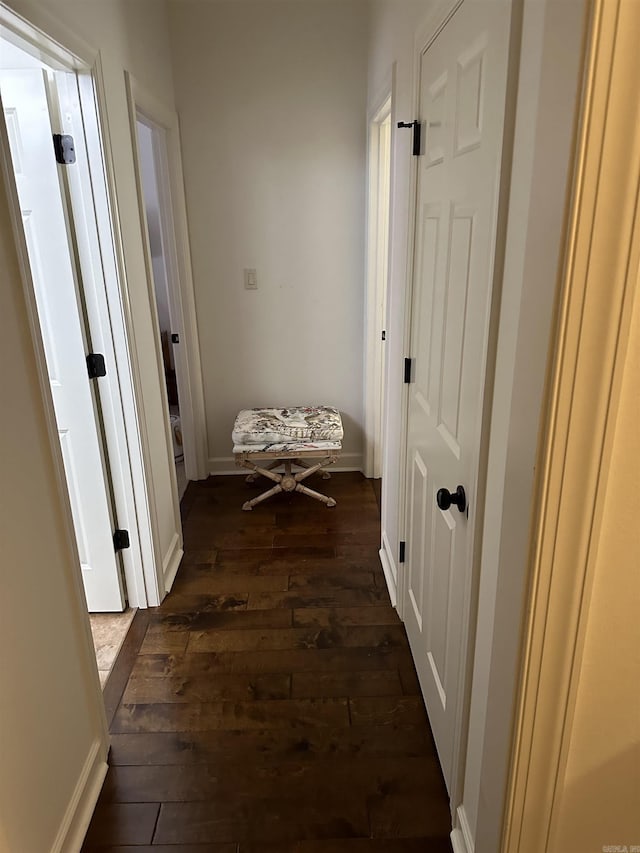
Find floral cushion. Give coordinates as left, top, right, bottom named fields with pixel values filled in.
left=233, top=406, right=343, bottom=453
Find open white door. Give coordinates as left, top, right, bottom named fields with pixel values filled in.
left=402, top=0, right=511, bottom=794
left=0, top=68, right=125, bottom=612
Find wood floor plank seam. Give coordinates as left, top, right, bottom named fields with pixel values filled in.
left=82, top=474, right=452, bottom=851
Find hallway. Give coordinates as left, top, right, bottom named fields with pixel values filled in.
left=82, top=473, right=452, bottom=850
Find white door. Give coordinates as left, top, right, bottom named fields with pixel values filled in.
left=402, top=0, right=511, bottom=792
left=0, top=69, right=125, bottom=612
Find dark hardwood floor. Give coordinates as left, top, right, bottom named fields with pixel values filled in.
left=83, top=472, right=452, bottom=852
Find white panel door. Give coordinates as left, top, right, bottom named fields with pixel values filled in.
left=403, top=0, right=511, bottom=792
left=0, top=69, right=125, bottom=612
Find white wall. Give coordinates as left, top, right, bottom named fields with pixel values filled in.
left=0, top=0, right=179, bottom=847
left=3, top=0, right=180, bottom=576
left=367, top=0, right=588, bottom=850
left=168, top=0, right=369, bottom=472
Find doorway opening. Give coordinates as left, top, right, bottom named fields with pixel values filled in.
left=0, top=30, right=151, bottom=682
left=365, top=94, right=392, bottom=495
left=135, top=115, right=188, bottom=500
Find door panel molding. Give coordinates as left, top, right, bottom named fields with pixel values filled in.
left=400, top=0, right=514, bottom=808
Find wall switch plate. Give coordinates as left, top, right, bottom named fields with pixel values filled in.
left=244, top=268, right=258, bottom=290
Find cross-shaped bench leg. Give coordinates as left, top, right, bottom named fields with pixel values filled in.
left=294, top=458, right=332, bottom=480
left=239, top=456, right=338, bottom=510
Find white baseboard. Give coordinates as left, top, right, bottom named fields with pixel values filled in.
left=451, top=805, right=474, bottom=853
left=208, top=452, right=364, bottom=476
left=51, top=737, right=108, bottom=853
left=162, top=531, right=183, bottom=594
left=379, top=531, right=397, bottom=607
left=208, top=456, right=240, bottom=475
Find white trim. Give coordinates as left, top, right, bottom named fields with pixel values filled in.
left=50, top=738, right=108, bottom=853
left=124, top=71, right=191, bottom=604
left=364, top=86, right=392, bottom=479
left=89, top=54, right=161, bottom=607
left=0, top=0, right=97, bottom=70
left=162, top=531, right=183, bottom=594
left=50, top=65, right=151, bottom=609
left=378, top=534, right=397, bottom=608
left=208, top=453, right=364, bottom=477
left=451, top=805, right=475, bottom=853
left=125, top=72, right=208, bottom=482
left=126, top=109, right=182, bottom=573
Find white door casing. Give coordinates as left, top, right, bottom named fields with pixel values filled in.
left=52, top=67, right=152, bottom=609
left=126, top=71, right=209, bottom=487
left=0, top=68, right=125, bottom=612
left=402, top=0, right=511, bottom=795
left=365, top=94, right=392, bottom=481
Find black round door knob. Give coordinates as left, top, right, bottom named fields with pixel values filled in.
left=436, top=485, right=467, bottom=513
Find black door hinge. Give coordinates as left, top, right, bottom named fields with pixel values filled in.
left=53, top=133, right=76, bottom=165
left=171, top=333, right=180, bottom=344
left=113, top=529, right=130, bottom=552
left=399, top=541, right=406, bottom=564
left=397, top=120, right=421, bottom=156
left=86, top=353, right=106, bottom=379
left=381, top=330, right=386, bottom=341
left=404, top=357, right=413, bottom=384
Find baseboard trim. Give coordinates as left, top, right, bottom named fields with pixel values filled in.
left=208, top=453, right=364, bottom=476
left=451, top=805, right=474, bottom=853
left=162, top=532, right=183, bottom=594
left=379, top=532, right=397, bottom=608
left=51, top=737, right=108, bottom=853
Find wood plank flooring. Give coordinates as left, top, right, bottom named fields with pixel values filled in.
left=83, top=472, right=452, bottom=852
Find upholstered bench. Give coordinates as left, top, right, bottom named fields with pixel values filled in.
left=232, top=406, right=343, bottom=511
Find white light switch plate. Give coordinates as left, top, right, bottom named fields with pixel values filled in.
left=244, top=268, right=258, bottom=290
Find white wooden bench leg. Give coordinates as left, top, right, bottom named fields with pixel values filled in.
left=294, top=458, right=331, bottom=480
left=245, top=460, right=280, bottom=484
left=243, top=482, right=283, bottom=511
left=235, top=448, right=339, bottom=510
left=241, top=460, right=282, bottom=485
left=295, top=481, right=336, bottom=507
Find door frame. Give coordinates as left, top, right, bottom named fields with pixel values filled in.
left=0, top=5, right=161, bottom=607
left=364, top=86, right=392, bottom=480
left=502, top=0, right=640, bottom=846
left=125, top=71, right=209, bottom=485
left=396, top=0, right=516, bottom=811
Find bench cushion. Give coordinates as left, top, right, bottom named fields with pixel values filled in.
left=233, top=406, right=343, bottom=453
